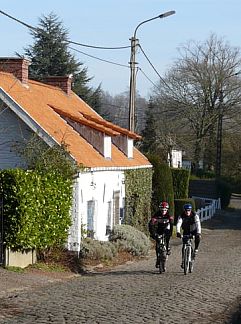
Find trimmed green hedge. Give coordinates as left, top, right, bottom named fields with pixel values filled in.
left=216, top=179, right=232, bottom=208
left=171, top=168, right=190, bottom=199
left=124, top=168, right=152, bottom=234
left=147, top=155, right=174, bottom=215
left=0, top=169, right=72, bottom=251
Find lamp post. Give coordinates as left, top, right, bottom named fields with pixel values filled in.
left=128, top=10, right=175, bottom=132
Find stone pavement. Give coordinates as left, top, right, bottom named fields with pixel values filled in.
left=0, top=196, right=241, bottom=323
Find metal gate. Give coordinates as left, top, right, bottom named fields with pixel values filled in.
left=0, top=197, right=4, bottom=265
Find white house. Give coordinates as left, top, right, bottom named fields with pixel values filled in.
left=0, top=57, right=152, bottom=253
left=168, top=149, right=182, bottom=168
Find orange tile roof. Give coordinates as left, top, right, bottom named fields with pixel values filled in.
left=0, top=72, right=151, bottom=169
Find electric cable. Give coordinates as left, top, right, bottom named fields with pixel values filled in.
left=0, top=9, right=130, bottom=50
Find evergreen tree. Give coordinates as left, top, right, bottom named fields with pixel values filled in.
left=140, top=100, right=158, bottom=154
left=24, top=12, right=101, bottom=111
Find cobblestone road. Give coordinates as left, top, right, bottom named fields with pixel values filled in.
left=0, top=199, right=241, bottom=323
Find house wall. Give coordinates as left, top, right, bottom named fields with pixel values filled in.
left=68, top=170, right=125, bottom=248
left=0, top=103, right=31, bottom=169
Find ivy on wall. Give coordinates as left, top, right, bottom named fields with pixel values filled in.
left=124, top=168, right=152, bottom=234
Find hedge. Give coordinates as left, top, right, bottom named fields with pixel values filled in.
left=171, top=168, right=190, bottom=199
left=147, top=155, right=174, bottom=215
left=0, top=169, right=72, bottom=251
left=124, top=168, right=152, bottom=234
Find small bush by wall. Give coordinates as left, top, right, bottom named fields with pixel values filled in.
left=109, top=224, right=151, bottom=256
left=79, top=225, right=151, bottom=261
left=79, top=238, right=118, bottom=260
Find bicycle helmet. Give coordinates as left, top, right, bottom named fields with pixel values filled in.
left=183, top=203, right=192, bottom=210
left=159, top=201, right=169, bottom=209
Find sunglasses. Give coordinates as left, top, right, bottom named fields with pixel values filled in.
left=185, top=209, right=191, bottom=212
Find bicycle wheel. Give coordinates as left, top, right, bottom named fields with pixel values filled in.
left=159, top=250, right=167, bottom=274
left=189, top=250, right=194, bottom=273
left=184, top=246, right=191, bottom=275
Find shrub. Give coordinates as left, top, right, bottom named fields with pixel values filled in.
left=147, top=155, right=174, bottom=215
left=216, top=179, right=232, bottom=208
left=0, top=169, right=72, bottom=251
left=79, top=238, right=117, bottom=260
left=124, top=168, right=152, bottom=234
left=109, top=224, right=151, bottom=256
left=171, top=168, right=190, bottom=199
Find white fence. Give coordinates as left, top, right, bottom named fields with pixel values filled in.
left=192, top=196, right=221, bottom=222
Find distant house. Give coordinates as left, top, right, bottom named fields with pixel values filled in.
left=168, top=149, right=182, bottom=168
left=0, top=57, right=152, bottom=253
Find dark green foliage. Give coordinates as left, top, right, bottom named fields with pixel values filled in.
left=171, top=168, right=190, bottom=199
left=216, top=179, right=232, bottom=208
left=194, top=169, right=215, bottom=179
left=0, top=169, right=72, bottom=251
left=13, top=135, right=80, bottom=180
left=174, top=198, right=196, bottom=224
left=147, top=155, right=174, bottom=215
left=25, top=13, right=80, bottom=80
left=124, top=168, right=152, bottom=234
left=24, top=12, right=102, bottom=111
left=140, top=100, right=158, bottom=154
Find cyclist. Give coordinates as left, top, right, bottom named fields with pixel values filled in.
left=148, top=201, right=174, bottom=268
left=176, top=203, right=201, bottom=268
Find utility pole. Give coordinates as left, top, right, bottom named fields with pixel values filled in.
left=215, top=90, right=223, bottom=178
left=128, top=11, right=175, bottom=132
left=128, top=36, right=138, bottom=132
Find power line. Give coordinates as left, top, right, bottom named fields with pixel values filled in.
left=138, top=68, right=159, bottom=89
left=69, top=46, right=129, bottom=68
left=138, top=43, right=179, bottom=96
left=0, top=8, right=163, bottom=97
left=68, top=40, right=130, bottom=50
left=0, top=9, right=130, bottom=50
left=138, top=44, right=168, bottom=86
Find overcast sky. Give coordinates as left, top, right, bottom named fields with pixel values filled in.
left=1, top=0, right=241, bottom=98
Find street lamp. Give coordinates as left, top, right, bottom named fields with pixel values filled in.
left=128, top=10, right=175, bottom=132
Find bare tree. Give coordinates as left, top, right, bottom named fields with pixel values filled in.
left=101, top=90, right=148, bottom=133
left=152, top=34, right=241, bottom=169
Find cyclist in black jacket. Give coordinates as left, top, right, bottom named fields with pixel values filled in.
left=148, top=201, right=174, bottom=268
left=176, top=203, right=201, bottom=268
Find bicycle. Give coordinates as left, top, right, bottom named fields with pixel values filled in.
left=156, top=234, right=168, bottom=274
left=182, top=234, right=195, bottom=275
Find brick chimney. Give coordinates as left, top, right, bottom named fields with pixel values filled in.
left=43, top=75, right=73, bottom=95
left=0, top=57, right=31, bottom=85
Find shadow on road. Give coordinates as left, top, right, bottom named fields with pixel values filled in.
left=83, top=269, right=184, bottom=277
left=202, top=208, right=241, bottom=231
